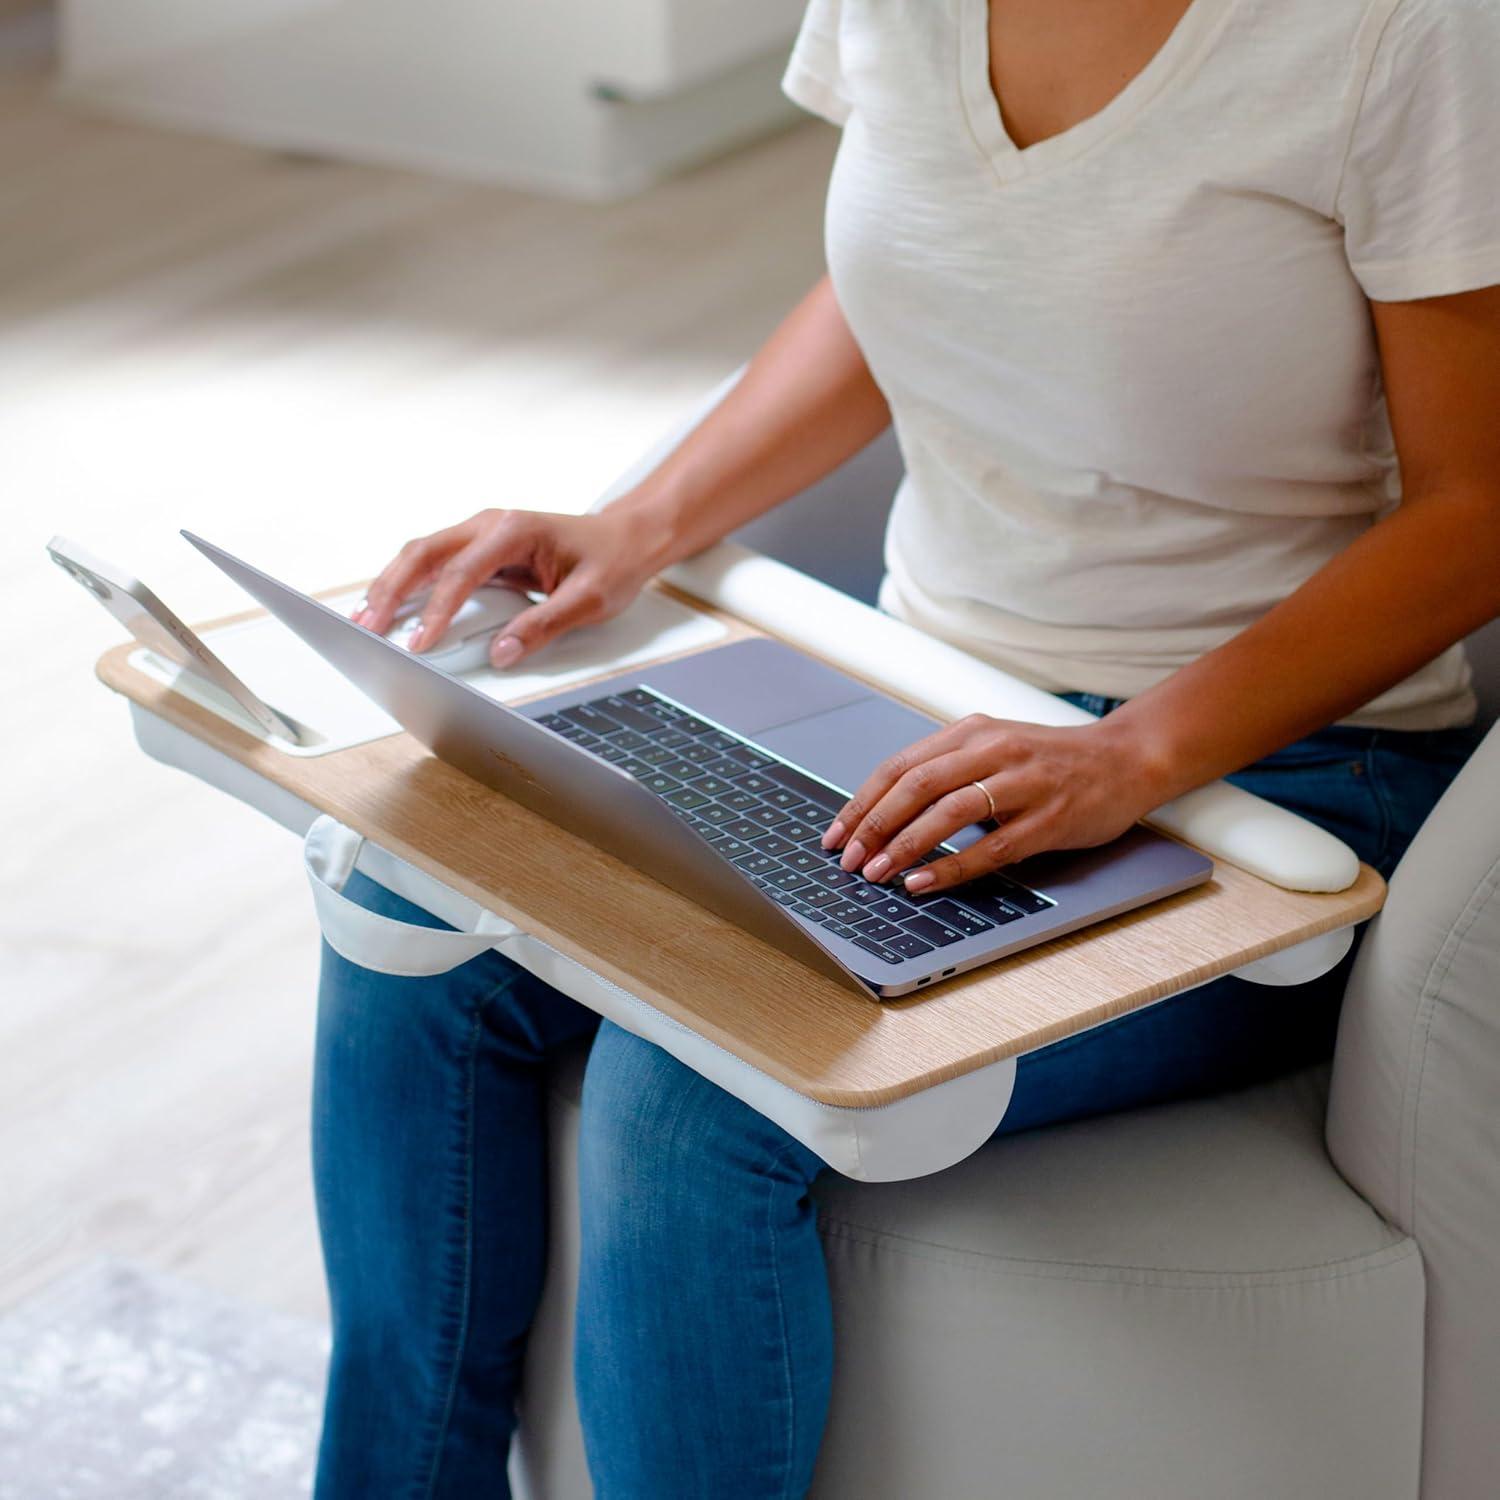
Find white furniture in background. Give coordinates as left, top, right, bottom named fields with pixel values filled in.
left=57, top=0, right=807, bottom=198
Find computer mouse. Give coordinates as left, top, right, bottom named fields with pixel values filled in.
left=385, top=584, right=530, bottom=674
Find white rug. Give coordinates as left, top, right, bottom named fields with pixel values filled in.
left=0, top=1260, right=327, bottom=1499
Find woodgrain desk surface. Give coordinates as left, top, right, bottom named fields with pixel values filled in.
left=97, top=585, right=1385, bottom=1108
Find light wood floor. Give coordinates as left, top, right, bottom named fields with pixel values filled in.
left=0, top=58, right=835, bottom=1321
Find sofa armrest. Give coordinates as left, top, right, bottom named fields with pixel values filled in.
left=1328, top=720, right=1500, bottom=1500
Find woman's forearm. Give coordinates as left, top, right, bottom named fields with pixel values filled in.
left=609, top=275, right=891, bottom=570
left=1103, top=484, right=1500, bottom=804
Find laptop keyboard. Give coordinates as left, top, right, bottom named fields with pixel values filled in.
left=533, top=687, right=1053, bottom=968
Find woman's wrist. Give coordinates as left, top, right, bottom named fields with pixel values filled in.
left=1088, top=705, right=1194, bottom=814
left=602, top=481, right=701, bottom=579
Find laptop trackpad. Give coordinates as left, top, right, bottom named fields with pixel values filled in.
left=757, top=696, right=942, bottom=800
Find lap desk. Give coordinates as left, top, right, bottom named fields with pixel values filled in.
left=94, top=555, right=1385, bottom=1182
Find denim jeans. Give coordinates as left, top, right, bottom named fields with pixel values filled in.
left=311, top=705, right=1477, bottom=1499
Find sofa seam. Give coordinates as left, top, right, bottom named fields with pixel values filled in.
left=814, top=1218, right=1419, bottom=1290
left=1401, top=854, right=1500, bottom=1233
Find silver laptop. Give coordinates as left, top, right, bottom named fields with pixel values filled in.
left=185, top=532, right=1212, bottom=999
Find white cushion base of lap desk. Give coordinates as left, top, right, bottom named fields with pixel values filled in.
left=127, top=705, right=1358, bottom=1182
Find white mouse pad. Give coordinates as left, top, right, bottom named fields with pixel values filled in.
left=128, top=588, right=727, bottom=756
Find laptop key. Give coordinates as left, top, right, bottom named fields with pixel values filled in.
left=715, top=837, right=752, bottom=859
left=697, top=804, right=736, bottom=826
left=733, top=852, right=779, bottom=878
left=726, top=745, right=776, bottom=770
left=642, top=772, right=683, bottom=795
left=655, top=730, right=693, bottom=750
left=659, top=758, right=702, bottom=780
left=854, top=916, right=904, bottom=943
left=747, top=805, right=789, bottom=828
left=925, top=900, right=995, bottom=936
left=751, top=834, right=799, bottom=858
left=704, top=756, right=745, bottom=778
left=639, top=746, right=677, bottom=766
left=692, top=775, right=734, bottom=798
left=678, top=742, right=718, bottom=764
left=846, top=884, right=884, bottom=905
left=782, top=850, right=823, bottom=873
left=618, top=757, right=653, bottom=778
left=869, top=897, right=918, bottom=923
left=561, top=704, right=621, bottom=736
left=765, top=763, right=846, bottom=811
left=900, top=913, right=966, bottom=947
left=809, top=908, right=850, bottom=928
left=853, top=936, right=905, bottom=966
left=788, top=801, right=835, bottom=825
left=801, top=887, right=840, bottom=910
left=956, top=891, right=1026, bottom=925
left=734, top=772, right=778, bottom=795
left=813, top=868, right=860, bottom=890
left=767, top=868, right=815, bottom=894
left=723, top=818, right=763, bottom=841
left=599, top=697, right=668, bottom=733
left=827, top=922, right=858, bottom=939
left=700, top=730, right=737, bottom=750
left=886, top=932, right=936, bottom=959
left=989, top=879, right=1053, bottom=914
left=826, top=901, right=868, bottom=925
left=764, top=788, right=803, bottom=810
left=721, top=789, right=759, bottom=812
left=777, top=821, right=820, bottom=844
left=664, top=787, right=710, bottom=811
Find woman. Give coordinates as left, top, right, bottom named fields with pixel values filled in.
left=316, top=0, right=1500, bottom=1493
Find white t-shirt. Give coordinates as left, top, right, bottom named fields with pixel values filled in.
left=783, top=0, right=1500, bottom=729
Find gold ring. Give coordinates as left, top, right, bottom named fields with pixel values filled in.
left=971, top=779, right=997, bottom=820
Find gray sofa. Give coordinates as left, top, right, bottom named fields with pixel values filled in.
left=512, top=433, right=1500, bottom=1500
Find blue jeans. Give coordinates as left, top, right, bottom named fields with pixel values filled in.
left=311, top=706, right=1476, bottom=1499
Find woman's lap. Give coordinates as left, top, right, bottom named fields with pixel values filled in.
left=311, top=716, right=1476, bottom=1496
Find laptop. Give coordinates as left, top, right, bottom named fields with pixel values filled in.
left=184, top=532, right=1212, bottom=999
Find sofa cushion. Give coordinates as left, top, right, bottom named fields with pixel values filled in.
left=521, top=1054, right=1422, bottom=1500
left=808, top=1066, right=1422, bottom=1500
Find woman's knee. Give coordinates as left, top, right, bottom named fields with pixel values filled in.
left=578, top=1022, right=821, bottom=1215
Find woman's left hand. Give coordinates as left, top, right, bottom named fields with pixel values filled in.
left=822, top=714, right=1169, bottom=895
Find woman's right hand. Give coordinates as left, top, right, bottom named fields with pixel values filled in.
left=352, top=505, right=664, bottom=669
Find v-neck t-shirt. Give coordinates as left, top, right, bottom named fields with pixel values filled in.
left=783, top=0, right=1500, bottom=729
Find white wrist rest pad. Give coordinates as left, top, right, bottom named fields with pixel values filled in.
left=663, top=545, right=1361, bottom=895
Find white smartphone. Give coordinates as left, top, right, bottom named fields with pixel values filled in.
left=48, top=534, right=304, bottom=745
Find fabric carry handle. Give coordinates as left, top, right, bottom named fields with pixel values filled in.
left=303, top=815, right=521, bottom=976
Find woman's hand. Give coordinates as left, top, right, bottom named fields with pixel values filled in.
left=353, top=506, right=669, bottom=668
left=822, top=714, right=1170, bottom=895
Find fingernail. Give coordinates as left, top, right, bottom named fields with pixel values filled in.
left=840, top=839, right=867, bottom=873
left=822, top=820, right=845, bottom=849
left=904, top=870, right=935, bottom=894
left=490, top=635, right=523, bottom=669
left=863, top=853, right=891, bottom=882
